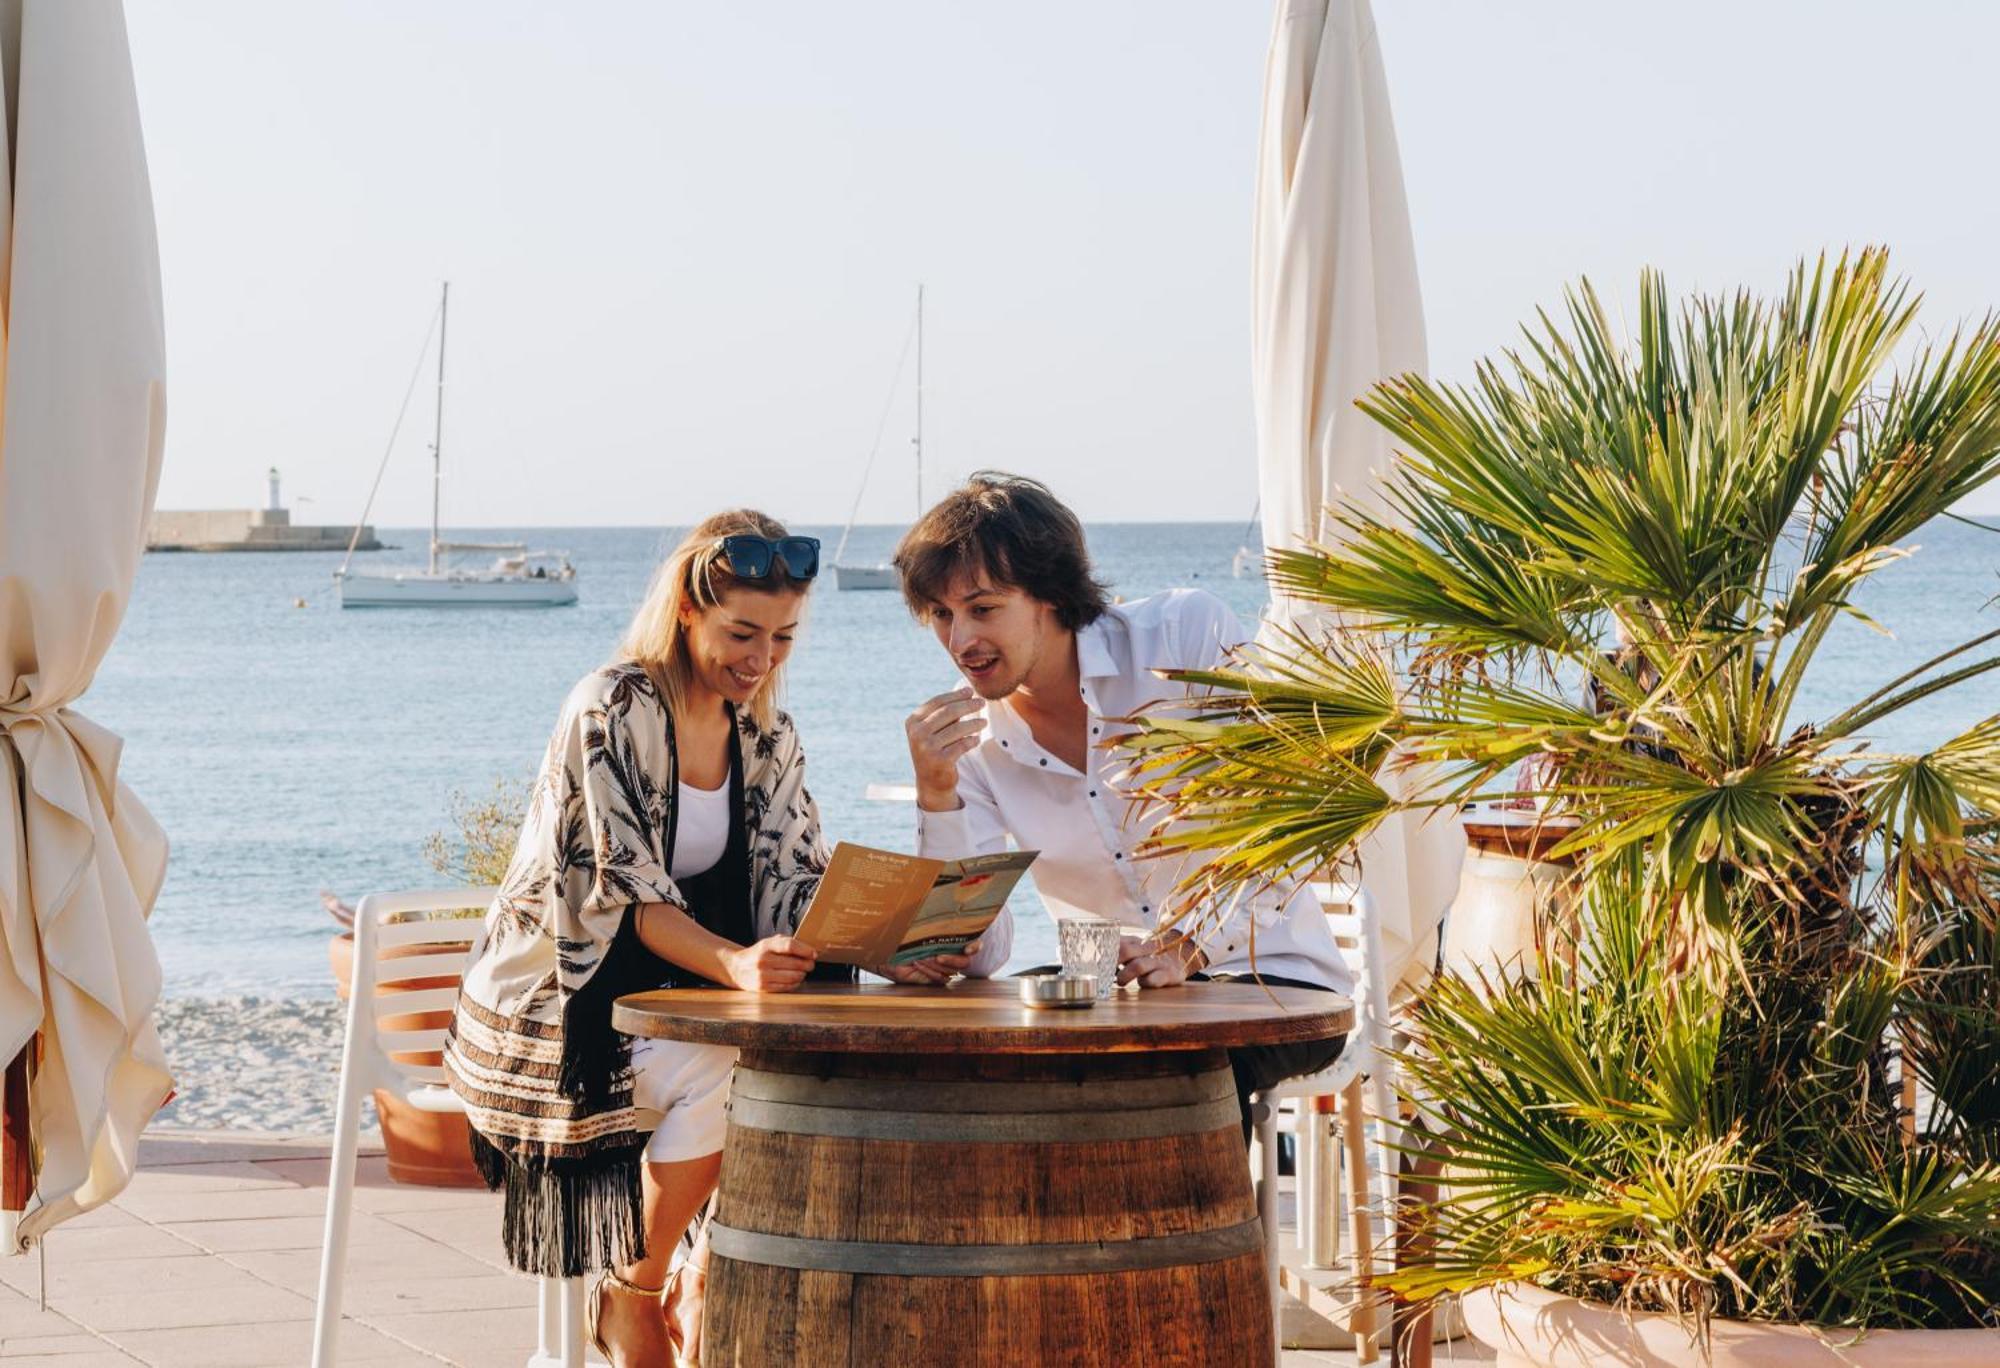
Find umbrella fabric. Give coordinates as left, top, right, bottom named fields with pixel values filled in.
left=0, top=0, right=172, bottom=1248
left=1250, top=0, right=1460, bottom=1000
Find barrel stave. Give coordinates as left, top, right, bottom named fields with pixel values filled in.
left=710, top=1260, right=1271, bottom=1367
left=706, top=1046, right=1271, bottom=1366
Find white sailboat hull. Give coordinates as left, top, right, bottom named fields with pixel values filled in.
left=337, top=570, right=577, bottom=608
left=833, top=563, right=900, bottom=592
left=336, top=286, right=582, bottom=611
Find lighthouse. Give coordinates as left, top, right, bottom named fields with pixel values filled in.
left=267, top=467, right=283, bottom=513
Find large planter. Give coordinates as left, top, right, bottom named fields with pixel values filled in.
left=328, top=930, right=485, bottom=1188
left=1440, top=808, right=1580, bottom=983
left=1464, top=1282, right=2000, bottom=1367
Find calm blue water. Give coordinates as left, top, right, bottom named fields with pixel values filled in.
left=90, top=519, right=1999, bottom=998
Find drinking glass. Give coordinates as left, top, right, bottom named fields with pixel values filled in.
left=1057, top=917, right=1123, bottom=1000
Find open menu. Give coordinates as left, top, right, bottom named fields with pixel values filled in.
left=795, top=842, right=1037, bottom=967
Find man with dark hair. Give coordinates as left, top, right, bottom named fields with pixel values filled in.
left=895, top=472, right=1350, bottom=1133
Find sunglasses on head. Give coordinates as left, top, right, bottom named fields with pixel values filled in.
left=713, top=534, right=820, bottom=582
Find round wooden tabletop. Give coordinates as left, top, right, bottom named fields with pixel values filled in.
left=612, top=978, right=1353, bottom=1055
left=1461, top=804, right=1582, bottom=863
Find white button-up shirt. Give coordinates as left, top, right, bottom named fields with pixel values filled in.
left=917, top=589, right=1352, bottom=993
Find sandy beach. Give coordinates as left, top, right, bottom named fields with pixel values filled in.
left=152, top=998, right=353, bottom=1134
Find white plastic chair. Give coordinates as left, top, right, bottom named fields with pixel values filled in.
left=310, top=887, right=595, bottom=1368
left=1250, top=883, right=1398, bottom=1365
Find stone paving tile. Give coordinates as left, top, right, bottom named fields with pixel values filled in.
left=107, top=1318, right=420, bottom=1367
left=48, top=1279, right=315, bottom=1334
left=0, top=1287, right=107, bottom=1343
left=0, top=1334, right=134, bottom=1357
left=239, top=1244, right=503, bottom=1297
left=110, top=1184, right=337, bottom=1226
left=137, top=1132, right=369, bottom=1169
left=249, top=1156, right=496, bottom=1219
left=1, top=1250, right=257, bottom=1306
left=361, top=1305, right=541, bottom=1364
left=341, top=1184, right=494, bottom=1219
left=0, top=1353, right=144, bottom=1367
left=160, top=1211, right=424, bottom=1255
left=327, top=1273, right=540, bottom=1320
left=117, top=1162, right=293, bottom=1195
left=15, top=1228, right=199, bottom=1265
left=372, top=1209, right=509, bottom=1267
left=31, top=1208, right=140, bottom=1234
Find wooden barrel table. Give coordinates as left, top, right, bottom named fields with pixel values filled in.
left=613, top=979, right=1351, bottom=1367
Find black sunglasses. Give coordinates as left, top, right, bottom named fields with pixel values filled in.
left=714, top=534, right=820, bottom=582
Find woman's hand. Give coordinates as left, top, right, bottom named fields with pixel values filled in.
left=872, top=941, right=979, bottom=986
left=721, top=935, right=818, bottom=992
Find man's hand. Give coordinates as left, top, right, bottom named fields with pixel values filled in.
left=1116, top=934, right=1206, bottom=990
left=722, top=935, right=818, bottom=993
left=873, top=941, right=979, bottom=986
left=906, top=688, right=986, bottom=811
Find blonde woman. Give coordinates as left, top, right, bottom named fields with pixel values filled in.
left=445, top=510, right=881, bottom=1367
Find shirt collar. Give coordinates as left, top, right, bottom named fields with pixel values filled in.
left=1076, top=609, right=1122, bottom=681
left=983, top=612, right=1124, bottom=765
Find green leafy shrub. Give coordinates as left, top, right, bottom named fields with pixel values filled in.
left=1129, top=251, right=2000, bottom=1331
left=422, top=777, right=528, bottom=894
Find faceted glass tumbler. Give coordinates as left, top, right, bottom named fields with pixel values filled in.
left=1057, top=917, right=1123, bottom=1000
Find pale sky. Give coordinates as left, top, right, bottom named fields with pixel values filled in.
left=126, top=1, right=2000, bottom=526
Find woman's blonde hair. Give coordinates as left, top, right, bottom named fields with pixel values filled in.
left=619, top=510, right=811, bottom=729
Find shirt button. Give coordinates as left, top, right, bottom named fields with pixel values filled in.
left=1038, top=758, right=1047, bottom=767
left=1089, top=790, right=1097, bottom=798
left=1114, top=852, right=1124, bottom=861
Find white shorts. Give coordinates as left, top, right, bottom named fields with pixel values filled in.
left=628, top=1038, right=738, bottom=1163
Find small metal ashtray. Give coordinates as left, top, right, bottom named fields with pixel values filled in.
left=1019, top=974, right=1097, bottom=1010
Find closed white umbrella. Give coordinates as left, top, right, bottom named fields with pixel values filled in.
left=0, top=0, right=173, bottom=1252
left=1251, top=0, right=1460, bottom=1001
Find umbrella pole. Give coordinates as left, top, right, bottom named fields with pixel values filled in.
left=2, top=1043, right=29, bottom=1253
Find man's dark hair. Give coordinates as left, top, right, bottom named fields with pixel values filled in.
left=893, top=472, right=1110, bottom=630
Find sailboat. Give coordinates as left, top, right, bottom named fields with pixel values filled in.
left=334, top=283, right=578, bottom=609
left=832, top=286, right=924, bottom=591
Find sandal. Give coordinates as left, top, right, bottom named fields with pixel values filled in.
left=585, top=1267, right=667, bottom=1366
left=662, top=1261, right=706, bottom=1368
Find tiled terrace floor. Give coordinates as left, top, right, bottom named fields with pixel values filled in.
left=0, top=1130, right=1493, bottom=1366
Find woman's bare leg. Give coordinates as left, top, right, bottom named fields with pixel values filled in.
left=596, top=1153, right=721, bottom=1367
left=666, top=1220, right=714, bottom=1360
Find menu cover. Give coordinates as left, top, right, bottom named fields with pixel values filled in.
left=796, top=842, right=1037, bottom=967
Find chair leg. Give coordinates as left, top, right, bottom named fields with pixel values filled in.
left=531, top=1275, right=561, bottom=1365
left=1294, top=1103, right=1314, bottom=1264
left=310, top=990, right=374, bottom=1368
left=1342, top=1077, right=1379, bottom=1363
left=1307, top=1097, right=1340, bottom=1269
left=560, top=1276, right=586, bottom=1368
left=1255, top=1096, right=1281, bottom=1366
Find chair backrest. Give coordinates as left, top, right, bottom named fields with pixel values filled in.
left=1311, top=882, right=1391, bottom=1053
left=1312, top=879, right=1401, bottom=1180
left=344, top=887, right=499, bottom=1096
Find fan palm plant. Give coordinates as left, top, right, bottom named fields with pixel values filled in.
left=1126, top=249, right=2000, bottom=1331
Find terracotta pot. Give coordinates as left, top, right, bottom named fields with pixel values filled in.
left=1463, top=1282, right=2000, bottom=1367
left=328, top=930, right=486, bottom=1188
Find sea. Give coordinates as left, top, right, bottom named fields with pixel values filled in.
left=93, top=518, right=2000, bottom=1003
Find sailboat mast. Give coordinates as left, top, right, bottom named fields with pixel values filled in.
left=914, top=284, right=924, bottom=521
left=429, top=281, right=449, bottom=576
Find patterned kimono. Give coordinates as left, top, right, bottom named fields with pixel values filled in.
left=443, top=663, right=830, bottom=1276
